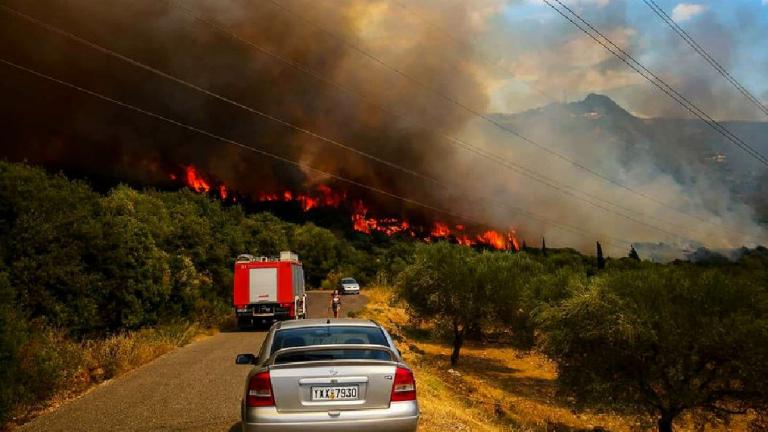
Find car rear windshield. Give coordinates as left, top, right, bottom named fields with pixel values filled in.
left=273, top=348, right=392, bottom=364
left=270, top=326, right=388, bottom=354
left=341, top=278, right=357, bottom=284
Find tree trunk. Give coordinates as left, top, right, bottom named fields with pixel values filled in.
left=657, top=411, right=675, bottom=432
left=450, top=323, right=464, bottom=366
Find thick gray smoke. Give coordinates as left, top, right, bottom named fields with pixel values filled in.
left=0, top=0, right=765, bottom=257
left=0, top=0, right=490, bottom=216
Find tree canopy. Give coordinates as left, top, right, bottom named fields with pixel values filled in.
left=539, top=264, right=768, bottom=431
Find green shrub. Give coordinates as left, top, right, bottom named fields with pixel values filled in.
left=538, top=265, right=768, bottom=432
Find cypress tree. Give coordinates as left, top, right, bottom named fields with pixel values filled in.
left=629, top=245, right=640, bottom=261
left=596, top=241, right=606, bottom=269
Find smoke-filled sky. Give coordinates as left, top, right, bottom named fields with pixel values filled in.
left=483, top=0, right=768, bottom=121
left=0, top=0, right=766, bottom=257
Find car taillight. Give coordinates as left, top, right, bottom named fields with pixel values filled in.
left=246, top=371, right=274, bottom=407
left=390, top=367, right=416, bottom=402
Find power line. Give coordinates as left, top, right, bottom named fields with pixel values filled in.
left=0, top=5, right=442, bottom=189
left=383, top=0, right=743, bottom=233
left=166, top=2, right=705, bottom=241
left=267, top=0, right=652, bottom=180
left=257, top=0, right=759, bottom=242
left=543, top=0, right=768, bottom=167
left=0, top=57, right=632, bottom=253
left=642, top=0, right=768, bottom=118
left=1, top=3, right=693, bottom=244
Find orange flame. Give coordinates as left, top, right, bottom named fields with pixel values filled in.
left=317, top=184, right=343, bottom=207
left=431, top=222, right=450, bottom=237
left=184, top=166, right=210, bottom=193
left=509, top=233, right=520, bottom=252
left=174, top=166, right=520, bottom=251
left=477, top=230, right=507, bottom=250
left=300, top=196, right=319, bottom=211
left=456, top=235, right=473, bottom=246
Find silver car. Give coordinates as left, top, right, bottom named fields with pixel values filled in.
left=235, top=319, right=419, bottom=432
left=340, top=277, right=361, bottom=295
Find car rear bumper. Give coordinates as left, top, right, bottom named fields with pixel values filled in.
left=242, top=401, right=418, bottom=432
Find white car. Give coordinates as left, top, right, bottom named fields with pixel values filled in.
left=235, top=319, right=419, bottom=432
left=340, top=277, right=360, bottom=295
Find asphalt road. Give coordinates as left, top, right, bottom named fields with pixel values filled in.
left=18, top=291, right=367, bottom=432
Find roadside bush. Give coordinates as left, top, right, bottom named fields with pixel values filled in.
left=291, top=223, right=348, bottom=287
left=397, top=242, right=478, bottom=365
left=243, top=212, right=291, bottom=256
left=320, top=270, right=343, bottom=291
left=85, top=324, right=197, bottom=381
left=0, top=324, right=84, bottom=425
left=538, top=265, right=768, bottom=432
left=397, top=244, right=555, bottom=362
left=0, top=161, right=387, bottom=426
left=1, top=163, right=104, bottom=333
left=0, top=272, right=28, bottom=424
left=484, top=253, right=546, bottom=346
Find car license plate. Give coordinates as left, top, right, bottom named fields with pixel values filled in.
left=311, top=386, right=358, bottom=401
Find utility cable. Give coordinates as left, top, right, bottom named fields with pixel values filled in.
left=544, top=0, right=768, bottom=167
left=168, top=2, right=703, bottom=242
left=642, top=0, right=768, bottom=118
left=0, top=57, right=634, bottom=252
left=0, top=4, right=690, bottom=243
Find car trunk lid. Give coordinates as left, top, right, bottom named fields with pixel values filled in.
left=268, top=346, right=398, bottom=412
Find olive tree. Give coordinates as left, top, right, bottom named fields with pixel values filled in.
left=539, top=265, right=768, bottom=432
left=396, top=242, right=481, bottom=365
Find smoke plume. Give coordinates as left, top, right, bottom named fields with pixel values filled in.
left=0, top=0, right=765, bottom=257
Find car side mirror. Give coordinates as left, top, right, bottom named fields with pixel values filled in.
left=235, top=353, right=257, bottom=365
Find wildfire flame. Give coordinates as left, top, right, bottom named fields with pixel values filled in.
left=478, top=230, right=506, bottom=250
left=176, top=165, right=228, bottom=200
left=172, top=165, right=519, bottom=251
left=185, top=165, right=210, bottom=193
left=431, top=222, right=450, bottom=238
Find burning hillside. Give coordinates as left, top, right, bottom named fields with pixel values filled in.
left=1, top=0, right=764, bottom=255
left=0, top=0, right=490, bottom=240
left=174, top=165, right=519, bottom=251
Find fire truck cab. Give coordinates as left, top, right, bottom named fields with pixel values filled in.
left=233, top=251, right=307, bottom=329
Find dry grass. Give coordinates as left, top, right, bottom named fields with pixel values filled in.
left=358, top=286, right=753, bottom=432
left=83, top=324, right=206, bottom=382
left=7, top=323, right=218, bottom=430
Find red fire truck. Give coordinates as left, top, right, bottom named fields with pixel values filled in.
left=233, top=251, right=307, bottom=329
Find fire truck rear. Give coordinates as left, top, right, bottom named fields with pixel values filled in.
left=233, top=251, right=307, bottom=329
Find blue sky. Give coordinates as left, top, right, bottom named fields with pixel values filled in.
left=480, top=0, right=768, bottom=120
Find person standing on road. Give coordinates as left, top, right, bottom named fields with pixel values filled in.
left=329, top=289, right=342, bottom=318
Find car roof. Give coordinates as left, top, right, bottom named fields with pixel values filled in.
left=275, top=318, right=377, bottom=330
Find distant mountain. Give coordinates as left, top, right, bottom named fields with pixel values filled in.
left=489, top=94, right=768, bottom=220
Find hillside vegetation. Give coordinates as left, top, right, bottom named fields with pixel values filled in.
left=357, top=286, right=763, bottom=432
left=1, top=161, right=767, bottom=431
left=0, top=161, right=404, bottom=426
left=392, top=243, right=768, bottom=431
